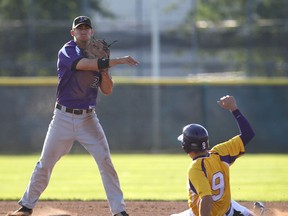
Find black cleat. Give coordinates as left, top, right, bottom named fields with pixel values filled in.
left=114, top=211, right=129, bottom=216
left=7, top=206, right=33, bottom=216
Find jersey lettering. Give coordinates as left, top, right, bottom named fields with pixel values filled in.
left=90, top=76, right=100, bottom=88
left=211, top=172, right=224, bottom=201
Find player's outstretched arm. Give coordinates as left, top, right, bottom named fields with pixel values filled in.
left=218, top=95, right=255, bottom=145
left=76, top=56, right=139, bottom=72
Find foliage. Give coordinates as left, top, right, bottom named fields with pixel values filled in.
left=0, top=0, right=115, bottom=76
left=195, top=0, right=288, bottom=21
left=0, top=0, right=287, bottom=76
left=0, top=0, right=115, bottom=20
left=196, top=0, right=246, bottom=22
left=175, top=0, right=288, bottom=77
left=256, top=0, right=288, bottom=19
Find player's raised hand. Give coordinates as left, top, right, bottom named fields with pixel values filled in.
left=217, top=95, right=238, bottom=111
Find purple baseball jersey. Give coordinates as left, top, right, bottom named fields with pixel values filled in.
left=56, top=40, right=101, bottom=109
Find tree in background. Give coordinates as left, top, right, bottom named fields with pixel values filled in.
left=177, top=0, right=288, bottom=76
left=195, top=0, right=287, bottom=21
left=0, top=0, right=114, bottom=20
left=0, top=0, right=115, bottom=76
left=0, top=0, right=287, bottom=76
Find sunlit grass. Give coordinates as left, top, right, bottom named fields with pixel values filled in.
left=0, top=154, right=287, bottom=201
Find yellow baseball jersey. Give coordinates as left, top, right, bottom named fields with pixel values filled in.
left=187, top=135, right=245, bottom=216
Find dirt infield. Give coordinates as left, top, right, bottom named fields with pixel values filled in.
left=1, top=201, right=287, bottom=216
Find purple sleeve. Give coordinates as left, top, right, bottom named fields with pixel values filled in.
left=232, top=109, right=255, bottom=146
left=57, top=41, right=83, bottom=77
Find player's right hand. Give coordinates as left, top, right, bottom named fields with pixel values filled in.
left=110, top=56, right=139, bottom=67
left=217, top=95, right=238, bottom=111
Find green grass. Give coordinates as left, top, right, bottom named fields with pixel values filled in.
left=0, top=154, right=287, bottom=201
left=230, top=154, right=288, bottom=201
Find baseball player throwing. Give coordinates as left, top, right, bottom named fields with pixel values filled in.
left=171, top=95, right=256, bottom=216
left=8, top=16, right=138, bottom=216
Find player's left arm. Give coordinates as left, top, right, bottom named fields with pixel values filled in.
left=218, top=95, right=255, bottom=145
left=232, top=108, right=255, bottom=145
left=99, top=69, right=113, bottom=95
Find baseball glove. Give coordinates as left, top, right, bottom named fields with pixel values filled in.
left=84, top=36, right=117, bottom=59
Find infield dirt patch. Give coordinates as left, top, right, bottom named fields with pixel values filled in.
left=1, top=201, right=287, bottom=216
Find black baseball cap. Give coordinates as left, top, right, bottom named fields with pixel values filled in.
left=72, top=16, right=92, bottom=29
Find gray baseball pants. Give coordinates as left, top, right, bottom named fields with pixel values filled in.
left=19, top=108, right=126, bottom=215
